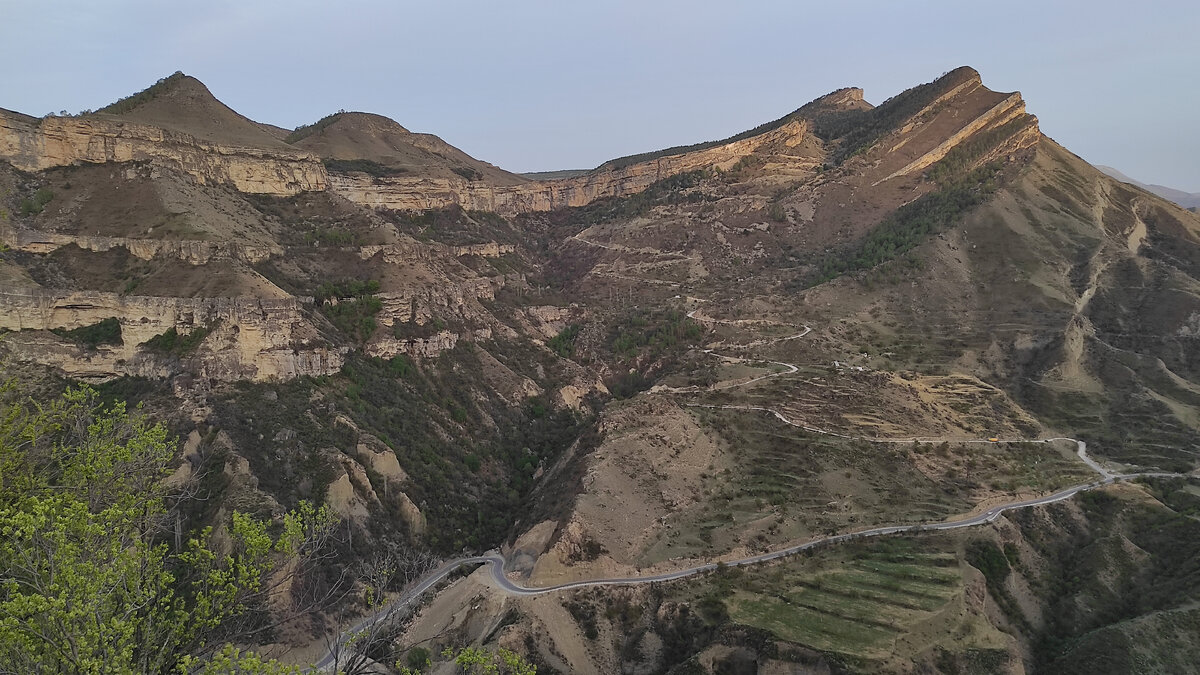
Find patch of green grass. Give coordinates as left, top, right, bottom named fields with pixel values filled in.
left=694, top=538, right=964, bottom=659
left=51, top=317, right=122, bottom=349
left=315, top=279, right=383, bottom=342
left=548, top=324, right=581, bottom=358
left=321, top=158, right=409, bottom=178
left=141, top=324, right=213, bottom=356
left=19, top=188, right=54, bottom=216
left=730, top=592, right=896, bottom=653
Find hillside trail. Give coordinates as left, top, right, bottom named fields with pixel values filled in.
left=313, top=298, right=1194, bottom=670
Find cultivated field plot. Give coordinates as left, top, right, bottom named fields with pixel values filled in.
left=635, top=408, right=1093, bottom=566
left=673, top=537, right=1009, bottom=663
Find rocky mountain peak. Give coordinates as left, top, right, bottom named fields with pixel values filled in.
left=938, top=65, right=983, bottom=88
left=90, top=71, right=293, bottom=149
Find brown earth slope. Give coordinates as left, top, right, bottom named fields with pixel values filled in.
left=290, top=111, right=529, bottom=186
left=2, top=65, right=1198, bottom=674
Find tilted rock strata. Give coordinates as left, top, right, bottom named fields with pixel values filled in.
left=874, top=91, right=1039, bottom=185
left=327, top=120, right=810, bottom=215
left=0, top=110, right=326, bottom=195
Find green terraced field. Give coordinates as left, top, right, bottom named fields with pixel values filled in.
left=722, top=541, right=964, bottom=657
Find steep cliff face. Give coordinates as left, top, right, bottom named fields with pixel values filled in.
left=1, top=224, right=280, bottom=264
left=327, top=119, right=812, bottom=214
left=0, top=109, right=326, bottom=195
left=0, top=290, right=342, bottom=381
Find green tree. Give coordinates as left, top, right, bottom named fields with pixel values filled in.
left=396, top=647, right=535, bottom=674
left=0, top=384, right=335, bottom=674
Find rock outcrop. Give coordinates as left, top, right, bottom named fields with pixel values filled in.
left=1, top=224, right=280, bottom=263
left=0, top=109, right=326, bottom=195
left=366, top=328, right=494, bottom=359
left=874, top=90, right=1039, bottom=185
left=327, top=119, right=810, bottom=214
left=0, top=290, right=342, bottom=381
left=452, top=242, right=516, bottom=258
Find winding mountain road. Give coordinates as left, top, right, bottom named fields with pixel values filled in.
left=313, top=306, right=1195, bottom=670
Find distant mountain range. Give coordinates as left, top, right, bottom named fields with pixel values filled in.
left=1096, top=165, right=1200, bottom=209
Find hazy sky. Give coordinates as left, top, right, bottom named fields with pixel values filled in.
left=2, top=1, right=1197, bottom=189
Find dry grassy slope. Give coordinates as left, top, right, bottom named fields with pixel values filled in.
left=92, top=75, right=296, bottom=150
left=502, top=71, right=1061, bottom=574
left=3, top=64, right=1198, bottom=671
left=837, top=138, right=1200, bottom=469
left=292, top=112, right=529, bottom=186
left=428, top=69, right=1200, bottom=674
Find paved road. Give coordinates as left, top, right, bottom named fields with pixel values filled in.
left=316, top=418, right=1188, bottom=671
left=481, top=470, right=1167, bottom=597
left=312, top=311, right=1193, bottom=669
left=313, top=557, right=492, bottom=671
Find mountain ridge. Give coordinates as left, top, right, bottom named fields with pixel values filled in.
left=2, top=64, right=1199, bottom=672
left=1096, top=164, right=1200, bottom=208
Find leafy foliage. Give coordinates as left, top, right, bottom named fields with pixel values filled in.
left=142, top=323, right=215, bottom=356
left=335, top=353, right=587, bottom=552
left=303, top=226, right=357, bottom=246
left=809, top=164, right=1003, bottom=285
left=18, top=187, right=54, bottom=216
left=604, top=308, right=703, bottom=399
left=51, top=317, right=122, bottom=348
left=609, top=308, right=703, bottom=359
left=547, top=324, right=581, bottom=358
left=0, top=385, right=334, bottom=673
left=315, top=279, right=381, bottom=303
left=965, top=539, right=1011, bottom=586
left=402, top=646, right=535, bottom=675
left=316, top=279, right=383, bottom=342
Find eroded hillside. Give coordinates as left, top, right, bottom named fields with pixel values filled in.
left=1, top=66, right=1198, bottom=674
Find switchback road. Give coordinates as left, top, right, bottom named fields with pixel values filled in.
left=313, top=307, right=1194, bottom=670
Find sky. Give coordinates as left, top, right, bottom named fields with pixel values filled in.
left=1, top=0, right=1198, bottom=190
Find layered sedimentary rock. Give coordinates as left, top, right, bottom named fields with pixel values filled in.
left=452, top=242, right=516, bottom=257
left=0, top=109, right=326, bottom=195
left=365, top=328, right=496, bottom=359
left=874, top=90, right=1039, bottom=185
left=0, top=290, right=342, bottom=381
left=327, top=119, right=810, bottom=214
left=0, top=225, right=280, bottom=263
